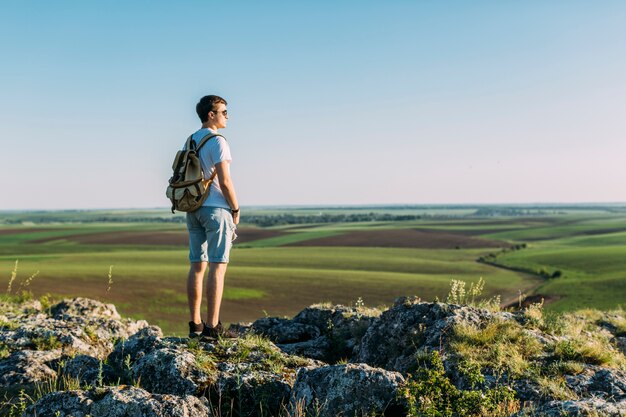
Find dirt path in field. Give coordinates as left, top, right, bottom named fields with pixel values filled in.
left=503, top=293, right=561, bottom=310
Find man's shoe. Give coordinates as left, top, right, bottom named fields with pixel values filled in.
left=188, top=321, right=204, bottom=339
left=201, top=321, right=238, bottom=340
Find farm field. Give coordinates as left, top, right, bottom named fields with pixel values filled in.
left=1, top=205, right=625, bottom=335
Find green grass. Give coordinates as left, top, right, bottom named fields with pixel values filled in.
left=3, top=209, right=626, bottom=334
left=492, top=241, right=626, bottom=311
left=0, top=244, right=537, bottom=335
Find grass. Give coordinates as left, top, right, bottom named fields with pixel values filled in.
left=449, top=318, right=543, bottom=378
left=491, top=243, right=626, bottom=311
left=3, top=210, right=626, bottom=334
left=0, top=244, right=537, bottom=335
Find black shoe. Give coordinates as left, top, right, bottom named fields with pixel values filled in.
left=188, top=321, right=204, bottom=339
left=201, top=321, right=238, bottom=340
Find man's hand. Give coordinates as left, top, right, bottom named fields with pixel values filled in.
left=232, top=210, right=240, bottom=225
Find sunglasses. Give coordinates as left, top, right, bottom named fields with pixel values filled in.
left=212, top=109, right=228, bottom=116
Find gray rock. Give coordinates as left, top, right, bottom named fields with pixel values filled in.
left=289, top=363, right=406, bottom=417
left=616, top=336, right=626, bottom=356
left=589, top=369, right=626, bottom=399
left=203, top=335, right=319, bottom=416
left=562, top=366, right=626, bottom=401
left=228, top=321, right=252, bottom=337
left=277, top=337, right=331, bottom=361
left=107, top=325, right=165, bottom=372
left=255, top=303, right=380, bottom=363
left=132, top=346, right=212, bottom=396
left=0, top=349, right=61, bottom=387
left=293, top=306, right=335, bottom=328
left=61, top=354, right=117, bottom=388
left=50, top=297, right=122, bottom=321
left=253, top=317, right=320, bottom=344
left=521, top=398, right=626, bottom=416
left=211, top=365, right=292, bottom=417
left=1, top=301, right=150, bottom=359
left=107, top=327, right=209, bottom=393
left=357, top=298, right=486, bottom=373
left=24, top=386, right=210, bottom=417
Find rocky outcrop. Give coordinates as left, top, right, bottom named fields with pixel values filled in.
left=519, top=398, right=626, bottom=417
left=22, top=386, right=209, bottom=417
left=0, top=297, right=149, bottom=360
left=0, top=349, right=61, bottom=387
left=289, top=363, right=405, bottom=417
left=356, top=296, right=495, bottom=373
left=105, top=321, right=316, bottom=416
left=0, top=297, right=149, bottom=401
left=2, top=295, right=626, bottom=416
left=251, top=303, right=380, bottom=362
left=61, top=354, right=117, bottom=388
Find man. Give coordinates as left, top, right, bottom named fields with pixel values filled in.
left=186, top=95, right=239, bottom=339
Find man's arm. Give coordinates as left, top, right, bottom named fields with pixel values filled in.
left=215, top=161, right=240, bottom=224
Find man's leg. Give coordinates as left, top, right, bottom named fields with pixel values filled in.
left=205, top=262, right=228, bottom=327
left=187, top=261, right=208, bottom=324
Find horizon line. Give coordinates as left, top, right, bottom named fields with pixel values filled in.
left=2, top=201, right=626, bottom=213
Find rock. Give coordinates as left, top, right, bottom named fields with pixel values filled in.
left=616, top=336, right=626, bottom=356
left=588, top=369, right=626, bottom=399
left=0, top=349, right=61, bottom=387
left=357, top=298, right=490, bottom=373
left=205, top=335, right=319, bottom=416
left=1, top=299, right=150, bottom=359
left=211, top=364, right=292, bottom=417
left=106, top=327, right=212, bottom=395
left=522, top=398, right=626, bottom=416
left=228, top=322, right=252, bottom=337
left=289, top=363, right=406, bottom=417
left=24, top=385, right=210, bottom=417
left=277, top=337, right=332, bottom=361
left=4, top=295, right=626, bottom=416
left=61, top=354, right=117, bottom=388
left=254, top=303, right=380, bottom=363
left=107, top=326, right=165, bottom=372
left=561, top=366, right=626, bottom=401
left=50, top=297, right=121, bottom=321
left=253, top=317, right=320, bottom=344
left=132, top=346, right=212, bottom=396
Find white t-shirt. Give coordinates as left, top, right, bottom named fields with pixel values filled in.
left=189, top=128, right=232, bottom=209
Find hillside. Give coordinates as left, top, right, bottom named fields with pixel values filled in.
left=1, top=291, right=625, bottom=416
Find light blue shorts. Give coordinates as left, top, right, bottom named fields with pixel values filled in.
left=186, top=207, right=236, bottom=263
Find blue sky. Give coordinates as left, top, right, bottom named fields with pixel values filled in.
left=1, top=1, right=625, bottom=210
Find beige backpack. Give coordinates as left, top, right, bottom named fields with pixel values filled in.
left=166, top=133, right=223, bottom=213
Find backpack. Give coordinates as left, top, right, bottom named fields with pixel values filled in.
left=166, top=133, right=223, bottom=213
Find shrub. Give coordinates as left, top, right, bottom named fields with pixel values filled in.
left=401, top=351, right=519, bottom=417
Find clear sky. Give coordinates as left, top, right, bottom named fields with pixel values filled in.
left=1, top=1, right=625, bottom=210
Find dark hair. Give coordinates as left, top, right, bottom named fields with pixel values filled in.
left=196, top=95, right=228, bottom=122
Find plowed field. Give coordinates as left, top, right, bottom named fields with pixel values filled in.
left=287, top=229, right=510, bottom=249
left=30, top=227, right=285, bottom=245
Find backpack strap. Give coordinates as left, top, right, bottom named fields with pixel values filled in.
left=193, top=133, right=225, bottom=153
left=191, top=132, right=223, bottom=188
left=183, top=135, right=194, bottom=151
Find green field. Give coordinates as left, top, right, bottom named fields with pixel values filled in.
left=1, top=206, right=625, bottom=335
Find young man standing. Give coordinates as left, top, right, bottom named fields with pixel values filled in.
left=186, top=95, right=239, bottom=339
